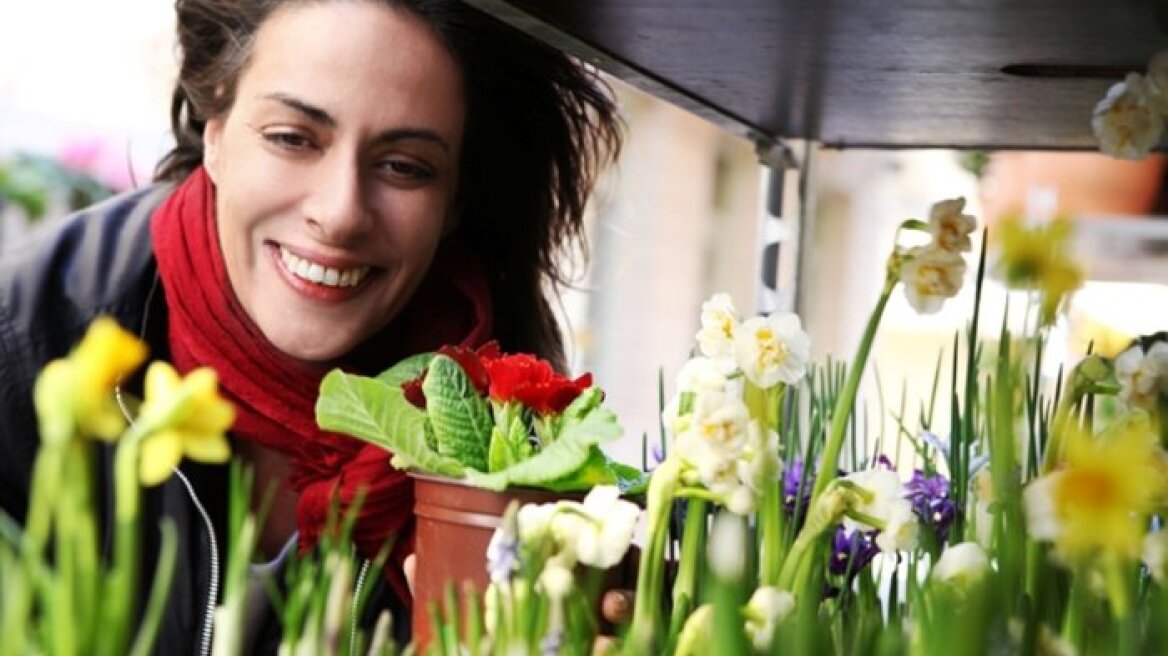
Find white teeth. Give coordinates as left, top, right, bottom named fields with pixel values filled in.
left=279, top=246, right=369, bottom=288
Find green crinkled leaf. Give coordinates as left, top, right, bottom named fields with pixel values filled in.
left=423, top=355, right=491, bottom=471
left=316, top=369, right=464, bottom=477
left=375, top=351, right=434, bottom=388
left=488, top=413, right=532, bottom=473
left=464, top=404, right=622, bottom=491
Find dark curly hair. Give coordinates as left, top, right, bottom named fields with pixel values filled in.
left=155, top=0, right=623, bottom=369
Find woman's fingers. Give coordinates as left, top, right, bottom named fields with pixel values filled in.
left=403, top=553, right=417, bottom=596
left=600, top=588, right=634, bottom=625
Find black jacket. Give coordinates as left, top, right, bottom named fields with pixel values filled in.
left=0, top=187, right=406, bottom=655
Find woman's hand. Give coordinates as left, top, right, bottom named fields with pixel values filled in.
left=403, top=553, right=417, bottom=595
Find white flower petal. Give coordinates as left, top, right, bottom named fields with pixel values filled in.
left=899, top=245, right=966, bottom=315
left=932, top=542, right=990, bottom=586
left=1093, top=73, right=1165, bottom=160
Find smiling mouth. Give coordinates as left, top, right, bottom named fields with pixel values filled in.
left=278, top=246, right=371, bottom=288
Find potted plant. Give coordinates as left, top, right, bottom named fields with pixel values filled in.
left=314, top=342, right=644, bottom=644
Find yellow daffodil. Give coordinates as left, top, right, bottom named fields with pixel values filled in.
left=1024, top=416, right=1167, bottom=563
left=995, top=216, right=1084, bottom=327
left=62, top=317, right=148, bottom=441
left=137, top=362, right=234, bottom=486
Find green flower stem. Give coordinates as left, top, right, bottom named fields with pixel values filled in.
left=4, top=444, right=65, bottom=655
left=1105, top=553, right=1131, bottom=620
left=810, top=275, right=896, bottom=501
left=1040, top=404, right=1074, bottom=475
left=129, top=518, right=178, bottom=656
left=669, top=498, right=708, bottom=639
left=1061, top=567, right=1088, bottom=653
left=625, top=457, right=681, bottom=654
left=746, top=383, right=786, bottom=589
left=68, top=438, right=100, bottom=646
left=51, top=471, right=78, bottom=656
left=24, top=444, right=64, bottom=552
left=673, top=605, right=712, bottom=656
left=989, top=330, right=1024, bottom=606
left=759, top=479, right=785, bottom=588
left=100, top=418, right=154, bottom=656
left=777, top=531, right=816, bottom=592
left=709, top=553, right=750, bottom=656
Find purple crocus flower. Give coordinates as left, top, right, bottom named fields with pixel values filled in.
left=782, top=457, right=812, bottom=520
left=905, top=470, right=956, bottom=543
left=541, top=630, right=564, bottom=656
left=829, top=526, right=880, bottom=578
left=486, top=528, right=520, bottom=584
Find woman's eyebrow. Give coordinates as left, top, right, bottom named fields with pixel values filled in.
left=261, top=92, right=336, bottom=128
left=372, top=128, right=450, bottom=152
left=259, top=92, right=450, bottom=152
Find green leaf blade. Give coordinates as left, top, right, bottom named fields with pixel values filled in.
left=465, top=404, right=622, bottom=491
left=316, top=370, right=465, bottom=477
left=422, top=355, right=492, bottom=471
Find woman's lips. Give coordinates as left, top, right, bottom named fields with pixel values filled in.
left=268, top=243, right=375, bottom=302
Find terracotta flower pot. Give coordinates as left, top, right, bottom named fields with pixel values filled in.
left=410, top=473, right=577, bottom=647
left=980, top=152, right=1166, bottom=227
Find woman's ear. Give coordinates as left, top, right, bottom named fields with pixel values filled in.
left=202, top=117, right=225, bottom=182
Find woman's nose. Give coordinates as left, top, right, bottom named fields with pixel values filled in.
left=302, top=156, right=373, bottom=244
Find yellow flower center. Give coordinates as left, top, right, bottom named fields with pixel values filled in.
left=756, top=328, right=790, bottom=368
left=701, top=418, right=739, bottom=445
left=914, top=264, right=949, bottom=294
left=1055, top=467, right=1117, bottom=514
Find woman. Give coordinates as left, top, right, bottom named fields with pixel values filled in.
left=0, top=0, right=621, bottom=652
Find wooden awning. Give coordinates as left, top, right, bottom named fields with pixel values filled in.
left=465, top=0, right=1167, bottom=150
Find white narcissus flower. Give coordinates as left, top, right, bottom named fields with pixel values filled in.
left=678, top=440, right=740, bottom=497
left=1146, top=51, right=1168, bottom=113
left=743, top=587, right=795, bottom=652
left=696, top=293, right=739, bottom=366
left=538, top=561, right=574, bottom=602
left=1115, top=341, right=1168, bottom=410
left=842, top=467, right=918, bottom=552
left=708, top=512, right=748, bottom=579
left=684, top=389, right=751, bottom=455
left=932, top=542, right=990, bottom=587
left=1144, top=531, right=1168, bottom=584
left=733, top=312, right=811, bottom=388
left=724, top=485, right=757, bottom=516
left=676, top=356, right=732, bottom=395
left=574, top=486, right=641, bottom=568
left=874, top=502, right=920, bottom=553
left=735, top=421, right=783, bottom=496
left=928, top=197, right=977, bottom=254
left=1022, top=475, right=1061, bottom=543
left=1093, top=72, right=1165, bottom=160
left=516, top=501, right=558, bottom=543
left=899, top=244, right=966, bottom=314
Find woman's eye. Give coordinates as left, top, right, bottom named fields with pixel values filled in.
left=378, top=158, right=435, bottom=184
left=262, top=131, right=317, bottom=152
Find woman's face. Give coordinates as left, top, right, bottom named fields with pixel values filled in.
left=203, top=1, right=465, bottom=363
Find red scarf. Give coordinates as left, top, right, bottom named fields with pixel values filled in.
left=151, top=167, right=492, bottom=604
